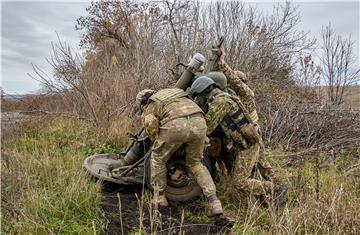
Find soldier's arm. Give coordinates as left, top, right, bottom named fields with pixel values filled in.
left=142, top=101, right=161, bottom=139
left=218, top=62, right=254, bottom=98
left=205, top=96, right=233, bottom=135
left=218, top=61, right=236, bottom=81
left=143, top=101, right=161, bottom=118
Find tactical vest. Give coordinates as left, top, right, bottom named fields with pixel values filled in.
left=216, top=92, right=259, bottom=147
left=150, top=88, right=203, bottom=125
left=228, top=88, right=258, bottom=124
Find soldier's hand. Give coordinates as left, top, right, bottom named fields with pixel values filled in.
left=219, top=46, right=225, bottom=64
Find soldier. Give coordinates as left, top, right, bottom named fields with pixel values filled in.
left=190, top=76, right=286, bottom=207
left=136, top=88, right=223, bottom=216
left=217, top=47, right=275, bottom=181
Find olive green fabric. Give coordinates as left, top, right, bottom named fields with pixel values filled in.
left=218, top=61, right=274, bottom=180
left=206, top=72, right=227, bottom=91
left=143, top=113, right=159, bottom=140
left=143, top=88, right=203, bottom=128
left=218, top=62, right=257, bottom=122
left=203, top=88, right=253, bottom=141
left=230, top=143, right=274, bottom=199
left=150, top=116, right=216, bottom=197
left=190, top=76, right=215, bottom=94
left=149, top=88, right=187, bottom=103
left=142, top=88, right=217, bottom=198
left=194, top=87, right=274, bottom=201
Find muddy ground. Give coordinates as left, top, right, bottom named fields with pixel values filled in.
left=101, top=183, right=233, bottom=235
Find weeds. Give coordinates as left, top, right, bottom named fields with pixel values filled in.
left=2, top=117, right=359, bottom=234
left=2, top=63, right=357, bottom=235
left=226, top=151, right=360, bottom=234
left=1, top=118, right=107, bottom=234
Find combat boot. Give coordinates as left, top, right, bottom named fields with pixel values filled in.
left=207, top=199, right=223, bottom=217
left=152, top=194, right=169, bottom=207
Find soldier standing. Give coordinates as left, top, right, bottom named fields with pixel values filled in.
left=136, top=88, right=223, bottom=216
left=190, top=76, right=286, bottom=206
left=217, top=47, right=275, bottom=181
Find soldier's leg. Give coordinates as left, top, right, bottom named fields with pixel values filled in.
left=151, top=121, right=185, bottom=192
left=258, top=158, right=275, bottom=181
left=185, top=116, right=222, bottom=216
left=255, top=124, right=275, bottom=181
left=232, top=143, right=273, bottom=199
left=184, top=117, right=217, bottom=197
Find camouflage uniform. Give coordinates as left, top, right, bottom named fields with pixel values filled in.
left=204, top=88, right=274, bottom=200
left=218, top=62, right=274, bottom=181
left=142, top=88, right=216, bottom=197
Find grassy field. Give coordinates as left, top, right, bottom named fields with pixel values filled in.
left=317, top=85, right=360, bottom=109
left=1, top=118, right=118, bottom=234
left=2, top=117, right=360, bottom=234
left=343, top=85, right=360, bottom=109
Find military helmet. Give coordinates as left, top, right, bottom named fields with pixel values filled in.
left=206, top=72, right=227, bottom=91
left=190, top=76, right=215, bottom=94
left=136, top=89, right=155, bottom=110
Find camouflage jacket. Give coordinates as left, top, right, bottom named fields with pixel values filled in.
left=205, top=88, right=241, bottom=136
left=143, top=88, right=203, bottom=126
left=204, top=88, right=261, bottom=149
left=218, top=62, right=257, bottom=117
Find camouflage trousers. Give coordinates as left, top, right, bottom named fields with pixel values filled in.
left=257, top=143, right=275, bottom=181
left=151, top=114, right=216, bottom=197
left=253, top=124, right=274, bottom=181
left=230, top=142, right=274, bottom=201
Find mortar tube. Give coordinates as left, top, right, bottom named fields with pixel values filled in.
left=175, top=69, right=195, bottom=91
left=122, top=130, right=150, bottom=166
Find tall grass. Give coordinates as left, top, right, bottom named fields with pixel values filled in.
left=1, top=118, right=112, bottom=234
left=2, top=117, right=359, bottom=234
left=219, top=151, right=360, bottom=234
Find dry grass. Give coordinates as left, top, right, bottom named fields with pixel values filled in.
left=106, top=115, right=141, bottom=147
left=2, top=116, right=359, bottom=234
left=341, top=85, right=360, bottom=109
left=316, top=85, right=360, bottom=109
left=218, top=151, right=360, bottom=234
left=1, top=118, right=106, bottom=233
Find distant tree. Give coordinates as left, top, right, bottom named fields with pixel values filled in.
left=320, top=23, right=360, bottom=105
left=299, top=55, right=321, bottom=87
left=31, top=0, right=316, bottom=127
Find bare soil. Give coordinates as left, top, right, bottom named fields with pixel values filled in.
left=101, top=183, right=233, bottom=235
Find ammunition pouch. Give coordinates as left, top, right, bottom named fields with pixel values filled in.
left=223, top=115, right=260, bottom=147
left=240, top=123, right=260, bottom=146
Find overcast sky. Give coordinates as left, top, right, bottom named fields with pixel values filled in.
left=1, top=1, right=359, bottom=94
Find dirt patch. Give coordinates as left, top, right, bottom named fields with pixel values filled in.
left=101, top=183, right=233, bottom=234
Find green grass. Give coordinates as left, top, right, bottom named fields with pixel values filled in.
left=223, top=150, right=360, bottom=234
left=2, top=117, right=359, bottom=234
left=1, top=118, right=115, bottom=234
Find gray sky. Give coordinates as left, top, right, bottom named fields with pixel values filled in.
left=1, top=1, right=359, bottom=94
left=1, top=1, right=88, bottom=94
